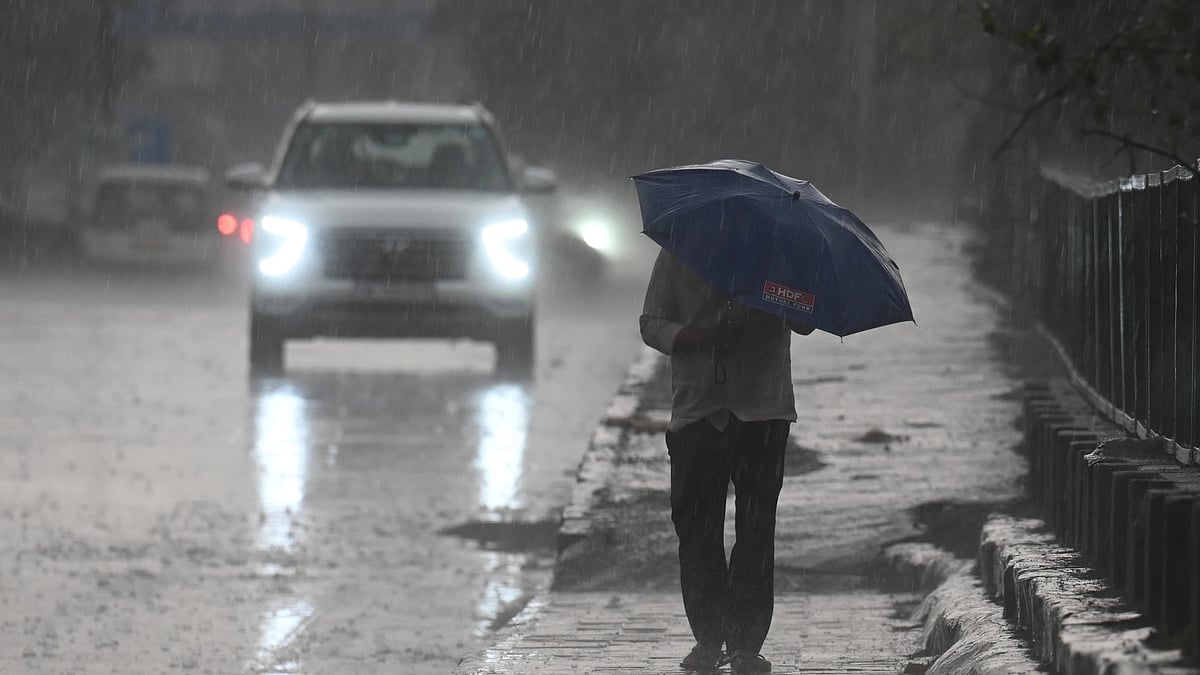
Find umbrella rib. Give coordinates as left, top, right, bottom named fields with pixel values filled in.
left=813, top=224, right=845, bottom=337
left=640, top=192, right=749, bottom=231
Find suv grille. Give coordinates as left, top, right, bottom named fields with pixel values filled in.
left=320, top=230, right=471, bottom=281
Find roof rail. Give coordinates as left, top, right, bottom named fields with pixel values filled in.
left=291, top=98, right=319, bottom=122
left=469, top=100, right=495, bottom=124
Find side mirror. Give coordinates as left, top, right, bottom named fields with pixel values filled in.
left=521, top=166, right=558, bottom=194
left=225, top=162, right=267, bottom=191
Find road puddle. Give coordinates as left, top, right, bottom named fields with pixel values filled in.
left=440, top=518, right=559, bottom=552
left=784, top=440, right=829, bottom=476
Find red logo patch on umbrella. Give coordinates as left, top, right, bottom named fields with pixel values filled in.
left=763, top=281, right=815, bottom=312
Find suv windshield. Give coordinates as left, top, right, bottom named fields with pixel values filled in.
left=275, top=121, right=512, bottom=191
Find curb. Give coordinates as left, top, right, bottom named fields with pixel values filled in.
left=1021, top=380, right=1200, bottom=656
left=979, top=515, right=1198, bottom=675
left=882, top=543, right=971, bottom=594
left=916, top=567, right=1045, bottom=674
left=884, top=542, right=1044, bottom=674
left=556, top=345, right=666, bottom=571
left=890, top=513, right=1200, bottom=675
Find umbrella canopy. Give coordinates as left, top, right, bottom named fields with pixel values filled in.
left=632, top=159, right=914, bottom=337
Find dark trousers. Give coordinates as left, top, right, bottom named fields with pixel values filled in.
left=666, top=417, right=788, bottom=653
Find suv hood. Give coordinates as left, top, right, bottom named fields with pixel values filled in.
left=258, top=190, right=529, bottom=232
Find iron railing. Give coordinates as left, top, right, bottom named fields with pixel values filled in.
left=1009, top=164, right=1198, bottom=465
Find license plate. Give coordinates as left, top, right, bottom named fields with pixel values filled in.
left=350, top=280, right=436, bottom=301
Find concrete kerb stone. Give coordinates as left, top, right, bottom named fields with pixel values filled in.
left=556, top=345, right=666, bottom=567
left=911, top=566, right=1043, bottom=675
left=897, top=510, right=1200, bottom=675
left=881, top=543, right=970, bottom=594
left=882, top=541, right=1045, bottom=674
left=979, top=514, right=1198, bottom=675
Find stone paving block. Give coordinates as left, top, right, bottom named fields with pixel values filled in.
left=455, top=591, right=924, bottom=675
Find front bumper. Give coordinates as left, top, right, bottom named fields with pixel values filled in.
left=252, top=278, right=534, bottom=340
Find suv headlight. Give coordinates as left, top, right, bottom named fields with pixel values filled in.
left=482, top=218, right=531, bottom=280
left=258, top=216, right=309, bottom=277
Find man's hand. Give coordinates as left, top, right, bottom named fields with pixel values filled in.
left=673, top=323, right=721, bottom=353
left=788, top=320, right=816, bottom=336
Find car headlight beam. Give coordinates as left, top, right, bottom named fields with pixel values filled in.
left=258, top=216, right=308, bottom=277
left=579, top=218, right=613, bottom=252
left=482, top=218, right=531, bottom=280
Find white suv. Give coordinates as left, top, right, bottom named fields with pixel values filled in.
left=227, top=101, right=552, bottom=373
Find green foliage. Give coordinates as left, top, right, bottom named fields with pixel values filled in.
left=981, top=0, right=1200, bottom=174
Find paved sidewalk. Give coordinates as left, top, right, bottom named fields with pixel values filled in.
left=456, top=222, right=1029, bottom=674
left=462, top=592, right=923, bottom=674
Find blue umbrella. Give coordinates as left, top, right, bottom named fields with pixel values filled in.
left=632, top=159, right=915, bottom=338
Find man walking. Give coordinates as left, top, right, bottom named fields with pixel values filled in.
left=640, top=249, right=813, bottom=674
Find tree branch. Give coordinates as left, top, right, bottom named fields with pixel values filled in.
left=991, top=80, right=1073, bottom=159
left=1080, top=128, right=1198, bottom=178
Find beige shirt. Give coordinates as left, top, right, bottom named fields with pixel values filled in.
left=639, top=250, right=797, bottom=432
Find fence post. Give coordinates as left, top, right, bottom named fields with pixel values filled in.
left=1179, top=173, right=1198, bottom=460
left=1149, top=172, right=1166, bottom=440
left=1120, top=184, right=1137, bottom=429
left=1131, top=177, right=1151, bottom=430
left=1163, top=172, right=1181, bottom=447
left=1100, top=193, right=1116, bottom=410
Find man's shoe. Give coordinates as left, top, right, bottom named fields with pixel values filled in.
left=728, top=650, right=771, bottom=675
left=680, top=642, right=723, bottom=672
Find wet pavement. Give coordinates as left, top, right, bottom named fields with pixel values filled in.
left=462, top=591, right=923, bottom=674
left=0, top=231, right=658, bottom=674
left=456, top=221, right=1032, bottom=673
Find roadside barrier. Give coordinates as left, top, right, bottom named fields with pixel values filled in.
left=1014, top=164, right=1198, bottom=466
left=1020, top=379, right=1200, bottom=661
left=980, top=161, right=1200, bottom=659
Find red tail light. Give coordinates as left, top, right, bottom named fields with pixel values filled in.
left=239, top=219, right=254, bottom=244
left=217, top=213, right=238, bottom=235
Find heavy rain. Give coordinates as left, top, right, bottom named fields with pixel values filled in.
left=2, top=2, right=1198, bottom=674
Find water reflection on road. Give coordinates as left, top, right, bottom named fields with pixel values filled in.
left=253, top=381, right=310, bottom=553
left=251, top=380, right=315, bottom=672
left=475, top=382, right=531, bottom=513
left=245, top=351, right=543, bottom=672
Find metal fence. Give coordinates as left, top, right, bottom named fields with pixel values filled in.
left=1011, top=165, right=1198, bottom=465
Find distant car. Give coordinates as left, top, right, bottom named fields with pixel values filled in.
left=226, top=100, right=556, bottom=373
left=80, top=164, right=221, bottom=265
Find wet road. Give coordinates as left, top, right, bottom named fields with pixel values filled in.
left=0, top=227, right=656, bottom=673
